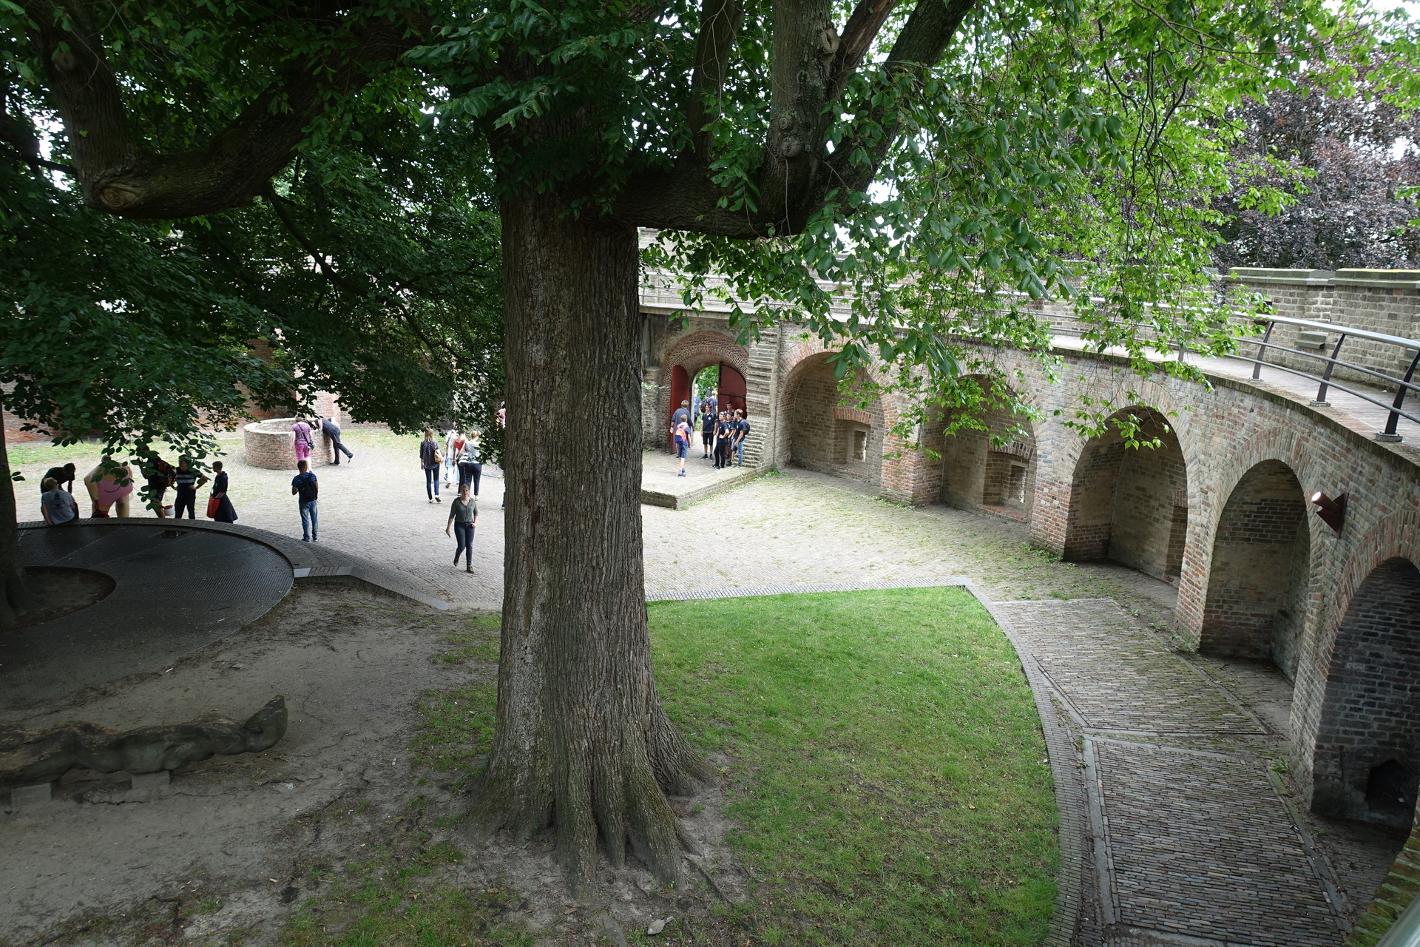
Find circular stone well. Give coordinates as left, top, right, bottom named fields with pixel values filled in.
left=243, top=417, right=331, bottom=470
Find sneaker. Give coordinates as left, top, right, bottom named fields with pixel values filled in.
left=301, top=537, right=310, bottom=542
left=465, top=566, right=474, bottom=573
left=435, top=496, right=442, bottom=503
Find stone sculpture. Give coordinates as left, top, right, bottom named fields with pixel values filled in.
left=0, top=696, right=287, bottom=785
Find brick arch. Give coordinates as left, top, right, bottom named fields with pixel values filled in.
left=1309, top=551, right=1420, bottom=831
left=775, top=347, right=909, bottom=495
left=654, top=330, right=751, bottom=431
left=1173, top=431, right=1327, bottom=653
left=1293, top=513, right=1420, bottom=790
left=936, top=375, right=1039, bottom=523
left=1197, top=459, right=1312, bottom=679
left=1059, top=405, right=1192, bottom=583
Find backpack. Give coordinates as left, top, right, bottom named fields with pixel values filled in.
left=297, top=475, right=319, bottom=503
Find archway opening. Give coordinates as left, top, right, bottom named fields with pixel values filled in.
left=1312, top=557, right=1420, bottom=834
left=1062, top=407, right=1188, bottom=584
left=1199, top=460, right=1311, bottom=681
left=782, top=353, right=886, bottom=487
left=938, top=380, right=1038, bottom=523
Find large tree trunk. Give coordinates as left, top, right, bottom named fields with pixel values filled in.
left=477, top=195, right=708, bottom=886
left=0, top=406, right=30, bottom=629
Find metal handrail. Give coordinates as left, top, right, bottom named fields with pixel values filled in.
left=1241, top=314, right=1420, bottom=442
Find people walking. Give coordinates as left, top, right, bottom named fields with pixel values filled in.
left=291, top=460, right=319, bottom=541
left=458, top=430, right=483, bottom=496
left=40, top=477, right=79, bottom=525
left=321, top=416, right=353, bottom=465
left=85, top=457, right=133, bottom=518
left=671, top=399, right=691, bottom=453
left=734, top=409, right=750, bottom=467
left=209, top=461, right=238, bottom=523
left=291, top=417, right=315, bottom=466
left=420, top=428, right=442, bottom=503
left=445, top=482, right=478, bottom=573
left=673, top=415, right=691, bottom=477
left=443, top=428, right=458, bottom=487
left=171, top=456, right=208, bottom=520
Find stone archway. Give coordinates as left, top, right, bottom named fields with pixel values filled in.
left=1062, top=407, right=1189, bottom=583
left=1198, top=460, right=1312, bottom=679
left=938, top=378, right=1038, bottom=523
left=654, top=330, right=751, bottom=450
left=1311, top=557, right=1420, bottom=832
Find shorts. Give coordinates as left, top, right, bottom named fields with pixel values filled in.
left=676, top=442, right=688, bottom=459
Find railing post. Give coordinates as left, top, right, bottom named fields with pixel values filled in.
left=1377, top=348, right=1420, bottom=443
left=1252, top=319, right=1274, bottom=380
left=1313, top=332, right=1347, bottom=406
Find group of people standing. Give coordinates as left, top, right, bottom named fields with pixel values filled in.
left=671, top=396, right=751, bottom=477
left=37, top=455, right=237, bottom=524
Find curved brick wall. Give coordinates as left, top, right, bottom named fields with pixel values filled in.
left=646, top=313, right=1420, bottom=836
left=243, top=418, right=333, bottom=470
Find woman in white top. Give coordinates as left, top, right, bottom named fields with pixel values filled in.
left=443, top=428, right=458, bottom=487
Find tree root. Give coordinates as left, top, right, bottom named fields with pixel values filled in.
left=474, top=708, right=711, bottom=889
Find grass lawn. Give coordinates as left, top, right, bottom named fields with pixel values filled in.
left=294, top=588, right=1058, bottom=945
left=649, top=588, right=1057, bottom=945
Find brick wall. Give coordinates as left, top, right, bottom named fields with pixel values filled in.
left=243, top=417, right=338, bottom=471
left=1227, top=268, right=1419, bottom=387
left=1199, top=460, right=1311, bottom=677
left=1349, top=805, right=1420, bottom=945
left=940, top=400, right=1037, bottom=523
left=1311, top=558, right=1420, bottom=829
left=781, top=354, right=887, bottom=488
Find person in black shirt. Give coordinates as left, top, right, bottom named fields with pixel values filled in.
left=320, top=416, right=353, bottom=465
left=42, top=462, right=76, bottom=494
left=142, top=454, right=176, bottom=517
left=733, top=410, right=750, bottom=466
left=171, top=456, right=208, bottom=520
left=210, top=461, right=238, bottom=523
left=714, top=411, right=735, bottom=469
left=700, top=404, right=715, bottom=459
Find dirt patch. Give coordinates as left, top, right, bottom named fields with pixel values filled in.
left=0, top=583, right=743, bottom=946
left=12, top=566, right=114, bottom=630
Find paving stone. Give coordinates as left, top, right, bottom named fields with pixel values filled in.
left=1090, top=738, right=1344, bottom=946
left=996, top=600, right=1263, bottom=735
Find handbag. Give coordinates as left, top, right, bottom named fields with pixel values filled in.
left=206, top=495, right=222, bottom=518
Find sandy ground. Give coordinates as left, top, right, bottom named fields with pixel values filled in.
left=0, top=580, right=742, bottom=946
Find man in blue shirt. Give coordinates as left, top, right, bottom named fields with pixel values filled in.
left=291, top=461, right=319, bottom=542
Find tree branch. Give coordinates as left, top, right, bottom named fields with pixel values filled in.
left=262, top=189, right=463, bottom=363
left=824, top=0, right=978, bottom=195
left=617, top=0, right=978, bottom=237
left=685, top=0, right=745, bottom=162
left=23, top=0, right=425, bottom=219
left=830, top=0, right=899, bottom=98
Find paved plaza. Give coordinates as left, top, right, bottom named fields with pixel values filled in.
left=8, top=431, right=1403, bottom=944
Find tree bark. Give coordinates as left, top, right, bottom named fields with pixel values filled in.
left=477, top=194, right=708, bottom=886
left=0, top=404, right=30, bottom=629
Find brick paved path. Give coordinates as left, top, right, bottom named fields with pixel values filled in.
left=10, top=432, right=1395, bottom=944
left=999, top=599, right=1360, bottom=946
